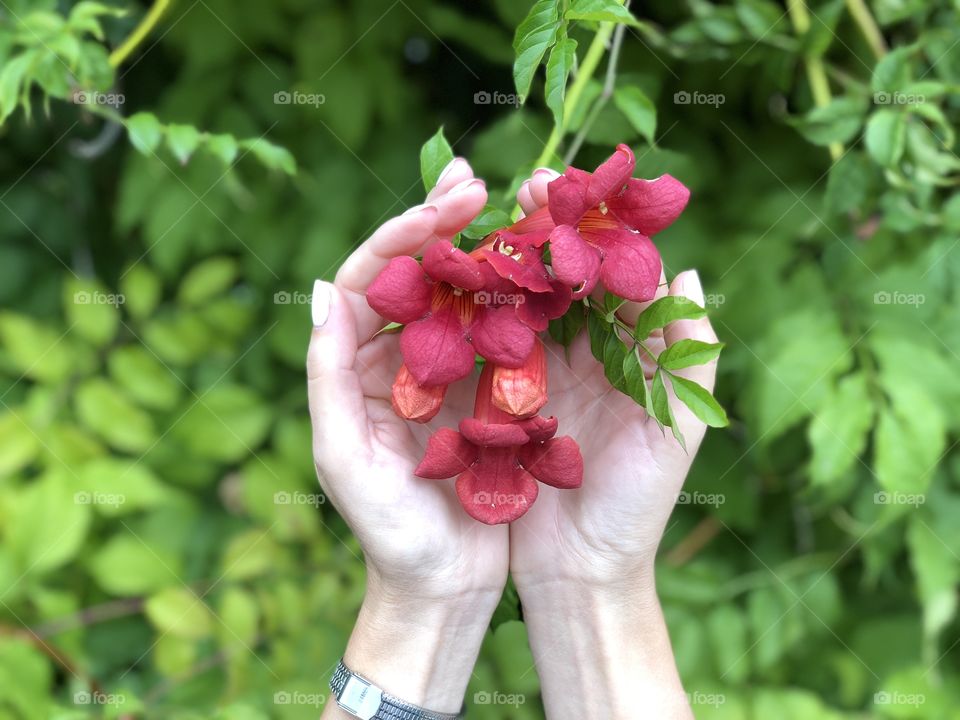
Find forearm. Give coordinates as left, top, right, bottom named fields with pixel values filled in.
left=517, top=579, right=693, bottom=720
left=322, top=576, right=500, bottom=718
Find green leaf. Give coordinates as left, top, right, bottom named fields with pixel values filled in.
left=120, top=264, right=163, bottom=321
left=802, top=0, right=844, bottom=57
left=172, top=385, right=272, bottom=462
left=0, top=312, right=74, bottom=382
left=126, top=112, right=163, bottom=156
left=108, top=345, right=182, bottom=411
left=0, top=411, right=39, bottom=478
left=633, top=296, right=707, bottom=340
left=512, top=0, right=561, bottom=100
left=865, top=109, right=907, bottom=167
left=566, top=0, right=642, bottom=26
left=146, top=587, right=214, bottom=640
left=807, top=373, right=874, bottom=487
left=602, top=331, right=628, bottom=390
left=587, top=310, right=612, bottom=361
left=461, top=204, right=512, bottom=240
left=218, top=586, right=260, bottom=648
left=871, top=45, right=915, bottom=94
left=907, top=516, right=959, bottom=641
left=622, top=347, right=648, bottom=406
left=165, top=124, right=201, bottom=165
left=658, top=340, right=724, bottom=370
left=545, top=36, right=577, bottom=128
left=74, top=378, right=156, bottom=453
left=177, top=256, right=239, bottom=306
left=668, top=373, right=729, bottom=427
left=613, top=86, right=657, bottom=145
left=88, top=535, right=182, bottom=596
left=788, top=97, right=866, bottom=146
left=206, top=134, right=240, bottom=167
left=651, top=369, right=672, bottom=430
left=76, top=458, right=173, bottom=517
left=0, top=54, right=31, bottom=123
left=874, top=380, right=945, bottom=495
left=548, top=305, right=585, bottom=347
left=706, top=604, right=749, bottom=683
left=734, top=0, right=785, bottom=39
left=7, top=471, right=91, bottom=575
left=420, top=127, right=455, bottom=192
left=239, top=138, right=297, bottom=175
left=63, top=277, right=120, bottom=346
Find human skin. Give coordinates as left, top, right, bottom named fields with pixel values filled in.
left=308, top=160, right=716, bottom=719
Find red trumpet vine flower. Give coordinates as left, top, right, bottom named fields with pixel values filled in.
left=391, top=363, right=445, bottom=423
left=491, top=336, right=547, bottom=418
left=366, top=239, right=536, bottom=387
left=547, top=143, right=690, bottom=302
left=414, top=361, right=583, bottom=524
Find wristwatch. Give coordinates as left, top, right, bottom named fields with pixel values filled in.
left=329, top=659, right=465, bottom=720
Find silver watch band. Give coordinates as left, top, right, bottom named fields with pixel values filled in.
left=330, top=659, right=464, bottom=720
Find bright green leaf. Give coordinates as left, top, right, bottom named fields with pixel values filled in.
left=668, top=373, right=729, bottom=427
left=420, top=127, right=455, bottom=192
left=658, top=340, right=724, bottom=370
left=613, top=86, right=657, bottom=144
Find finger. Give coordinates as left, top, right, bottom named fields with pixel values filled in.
left=307, top=280, right=372, bottom=479
left=615, top=269, right=669, bottom=328
left=426, top=157, right=473, bottom=201
left=517, top=167, right=558, bottom=216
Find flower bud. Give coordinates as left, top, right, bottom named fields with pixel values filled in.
left=391, top=364, right=446, bottom=423
left=491, top=338, right=547, bottom=418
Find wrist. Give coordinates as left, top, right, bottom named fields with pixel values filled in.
left=326, top=579, right=500, bottom=717
left=517, top=579, right=692, bottom=720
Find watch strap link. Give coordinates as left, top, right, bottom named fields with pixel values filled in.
left=330, top=659, right=463, bottom=720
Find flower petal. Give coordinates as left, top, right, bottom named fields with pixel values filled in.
left=365, top=256, right=432, bottom=324
left=548, top=225, right=601, bottom=299
left=517, top=415, right=559, bottom=442
left=415, top=428, right=478, bottom=479
left=509, top=206, right=556, bottom=233
left=519, top=436, right=584, bottom=489
left=391, top=364, right=446, bottom=423
left=422, top=239, right=484, bottom=291
left=470, top=306, right=536, bottom=368
left=482, top=230, right=552, bottom=293
left=547, top=167, right=592, bottom=226
left=400, top=308, right=476, bottom=386
left=456, top=448, right=539, bottom=524
left=492, top=338, right=547, bottom=418
left=597, top=229, right=662, bottom=302
left=605, top=174, right=690, bottom=236
left=459, top=418, right=530, bottom=447
left=516, top=280, right=573, bottom=332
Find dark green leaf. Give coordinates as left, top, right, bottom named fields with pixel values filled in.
left=788, top=97, right=866, bottom=146
left=613, top=86, right=656, bottom=144
left=587, top=310, right=612, bottom=361
left=622, top=348, right=648, bottom=406
left=126, top=112, right=163, bottom=156
left=651, top=369, right=672, bottom=430
left=865, top=109, right=907, bottom=167
left=668, top=373, right=729, bottom=427
left=512, top=0, right=562, bottom=100
left=567, top=0, right=642, bottom=27
left=659, top=340, right=724, bottom=370
left=545, top=36, right=577, bottom=128
left=603, top=331, right=628, bottom=390
left=462, top=204, right=512, bottom=240
left=549, top=305, right=585, bottom=347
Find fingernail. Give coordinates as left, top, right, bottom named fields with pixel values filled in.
left=533, top=167, right=559, bottom=179
left=437, top=157, right=463, bottom=185
left=447, top=177, right=485, bottom=196
left=312, top=280, right=331, bottom=327
left=402, top=202, right=437, bottom=216
left=681, top=270, right=705, bottom=308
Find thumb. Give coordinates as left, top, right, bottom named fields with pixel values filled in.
left=307, top=280, right=371, bottom=472
left=663, top=270, right=720, bottom=395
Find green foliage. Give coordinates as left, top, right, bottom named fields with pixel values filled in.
left=1, top=0, right=960, bottom=717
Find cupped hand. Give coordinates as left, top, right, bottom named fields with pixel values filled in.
left=510, top=169, right=721, bottom=596
left=306, top=160, right=508, bottom=602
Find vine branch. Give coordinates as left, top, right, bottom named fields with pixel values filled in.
left=109, top=0, right=172, bottom=68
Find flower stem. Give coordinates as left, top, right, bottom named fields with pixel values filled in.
left=786, top=0, right=843, bottom=161
left=109, top=0, right=172, bottom=68
left=845, top=0, right=887, bottom=60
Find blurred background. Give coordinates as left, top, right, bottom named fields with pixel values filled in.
left=1, top=0, right=959, bottom=717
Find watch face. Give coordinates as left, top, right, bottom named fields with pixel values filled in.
left=337, top=675, right=383, bottom=720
